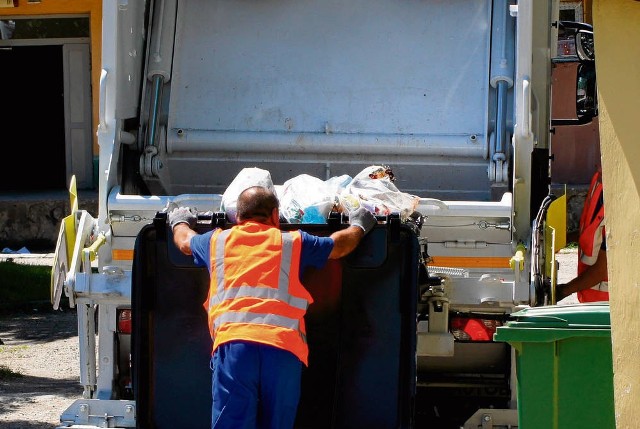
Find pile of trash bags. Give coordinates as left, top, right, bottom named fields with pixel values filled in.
left=220, top=165, right=419, bottom=224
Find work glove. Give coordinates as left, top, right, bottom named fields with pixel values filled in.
left=168, top=206, right=198, bottom=230
left=349, top=207, right=376, bottom=235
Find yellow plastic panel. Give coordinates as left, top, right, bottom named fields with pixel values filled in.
left=545, top=193, right=567, bottom=293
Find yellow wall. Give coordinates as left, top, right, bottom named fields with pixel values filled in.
left=0, top=0, right=102, bottom=155
left=592, top=2, right=640, bottom=428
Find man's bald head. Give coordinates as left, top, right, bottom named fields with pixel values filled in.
left=236, top=186, right=279, bottom=223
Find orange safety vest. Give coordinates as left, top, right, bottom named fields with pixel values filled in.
left=204, top=221, right=314, bottom=365
left=577, top=170, right=608, bottom=302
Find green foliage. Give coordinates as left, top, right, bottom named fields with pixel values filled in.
left=0, top=345, right=28, bottom=354
left=0, top=262, right=51, bottom=307
left=0, top=365, right=24, bottom=380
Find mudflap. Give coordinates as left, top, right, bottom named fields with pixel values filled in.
left=132, top=215, right=418, bottom=428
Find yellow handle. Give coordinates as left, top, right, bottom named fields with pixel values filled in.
left=510, top=243, right=526, bottom=271
left=83, top=233, right=106, bottom=262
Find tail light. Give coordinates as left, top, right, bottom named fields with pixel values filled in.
left=450, top=317, right=502, bottom=341
left=117, top=309, right=132, bottom=334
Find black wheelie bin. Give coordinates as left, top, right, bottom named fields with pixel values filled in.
left=132, top=212, right=419, bottom=429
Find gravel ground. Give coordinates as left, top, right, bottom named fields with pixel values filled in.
left=0, top=249, right=579, bottom=428
left=555, top=247, right=580, bottom=305
left=0, top=308, right=82, bottom=429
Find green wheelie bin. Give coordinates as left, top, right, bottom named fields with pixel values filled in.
left=494, top=303, right=615, bottom=429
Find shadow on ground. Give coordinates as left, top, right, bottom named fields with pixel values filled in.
left=0, top=308, right=77, bottom=343
left=0, top=421, right=60, bottom=429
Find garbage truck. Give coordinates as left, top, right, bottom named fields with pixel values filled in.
left=51, top=1, right=598, bottom=427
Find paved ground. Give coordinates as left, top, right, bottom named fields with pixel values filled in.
left=0, top=252, right=82, bottom=428
left=555, top=247, right=580, bottom=305
left=0, top=309, right=81, bottom=429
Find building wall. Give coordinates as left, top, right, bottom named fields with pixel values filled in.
left=0, top=0, right=102, bottom=155
left=592, top=2, right=640, bottom=428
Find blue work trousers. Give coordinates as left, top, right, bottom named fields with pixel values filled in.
left=211, top=341, right=302, bottom=429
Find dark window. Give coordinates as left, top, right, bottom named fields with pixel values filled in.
left=0, top=45, right=66, bottom=191
left=559, top=9, right=577, bottom=22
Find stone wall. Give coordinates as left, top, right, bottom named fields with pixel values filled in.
left=0, top=191, right=98, bottom=253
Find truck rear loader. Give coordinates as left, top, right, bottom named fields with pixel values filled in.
left=51, top=1, right=598, bottom=427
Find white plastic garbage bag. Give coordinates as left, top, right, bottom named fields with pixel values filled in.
left=324, top=174, right=352, bottom=195
left=220, top=167, right=276, bottom=222
left=278, top=174, right=338, bottom=223
left=339, top=165, right=419, bottom=220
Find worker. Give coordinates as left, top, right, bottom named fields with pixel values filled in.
left=556, top=169, right=608, bottom=302
left=168, top=186, right=376, bottom=429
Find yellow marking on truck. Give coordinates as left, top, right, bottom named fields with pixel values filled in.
left=428, top=256, right=511, bottom=269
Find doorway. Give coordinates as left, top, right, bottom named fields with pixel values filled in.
left=0, top=45, right=66, bottom=191
left=0, top=16, right=93, bottom=192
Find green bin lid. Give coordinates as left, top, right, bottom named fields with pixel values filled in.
left=494, top=303, right=611, bottom=343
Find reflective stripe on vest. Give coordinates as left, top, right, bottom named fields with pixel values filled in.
left=214, top=311, right=299, bottom=331
left=208, top=228, right=309, bottom=332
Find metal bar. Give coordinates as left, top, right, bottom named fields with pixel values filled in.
left=167, top=129, right=485, bottom=157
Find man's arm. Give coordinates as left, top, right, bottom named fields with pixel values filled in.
left=556, top=248, right=608, bottom=300
left=173, top=223, right=198, bottom=255
left=328, top=226, right=366, bottom=259
left=328, top=208, right=376, bottom=259
left=168, top=207, right=198, bottom=255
